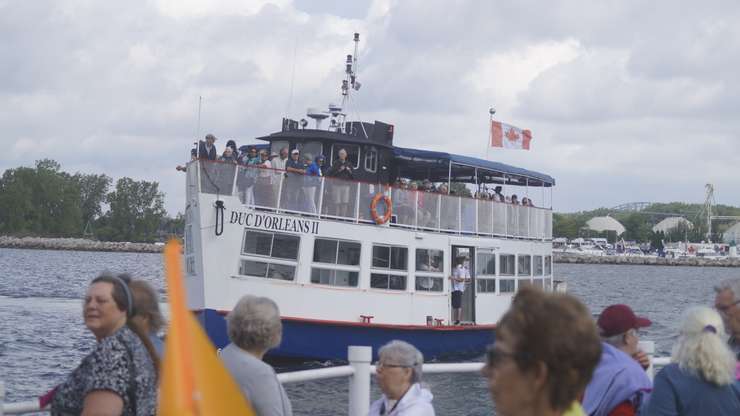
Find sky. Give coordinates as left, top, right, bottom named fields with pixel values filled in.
left=2, top=0, right=739, bottom=215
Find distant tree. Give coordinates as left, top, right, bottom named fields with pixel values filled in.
left=73, top=173, right=111, bottom=227
left=101, top=177, right=167, bottom=242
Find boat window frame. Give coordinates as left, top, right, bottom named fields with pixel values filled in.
left=330, top=143, right=361, bottom=169
left=517, top=254, right=532, bottom=277
left=364, top=146, right=378, bottom=173
left=237, top=229, right=301, bottom=281
left=296, top=141, right=323, bottom=161
left=312, top=237, right=362, bottom=266
left=372, top=244, right=408, bottom=271
left=499, top=253, right=516, bottom=276
left=544, top=255, right=552, bottom=275
left=415, top=248, right=444, bottom=273
left=533, top=255, right=544, bottom=276
left=241, top=229, right=300, bottom=260
left=476, top=249, right=497, bottom=294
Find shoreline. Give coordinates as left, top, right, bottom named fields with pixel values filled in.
left=554, top=251, right=740, bottom=267
left=0, top=236, right=163, bottom=253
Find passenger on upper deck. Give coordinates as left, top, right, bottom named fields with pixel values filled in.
left=328, top=148, right=354, bottom=217
left=272, top=147, right=289, bottom=171
left=198, top=133, right=218, bottom=160
left=582, top=304, right=653, bottom=416
left=493, top=186, right=504, bottom=202
left=284, top=149, right=307, bottom=211
left=510, top=194, right=519, bottom=205
left=437, top=183, right=449, bottom=195
left=714, top=278, right=740, bottom=362
left=219, top=146, right=238, bottom=163
left=255, top=150, right=274, bottom=207
left=226, top=139, right=238, bottom=157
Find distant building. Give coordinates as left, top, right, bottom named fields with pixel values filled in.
left=652, top=217, right=693, bottom=234
left=585, top=216, right=626, bottom=236
left=722, top=222, right=740, bottom=245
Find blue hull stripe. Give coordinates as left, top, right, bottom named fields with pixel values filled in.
left=197, top=309, right=494, bottom=361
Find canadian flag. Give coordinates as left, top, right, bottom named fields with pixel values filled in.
left=490, top=120, right=532, bottom=150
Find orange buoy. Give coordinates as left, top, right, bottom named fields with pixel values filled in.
left=370, top=193, right=392, bottom=225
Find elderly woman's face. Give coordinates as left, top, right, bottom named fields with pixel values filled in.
left=375, top=354, right=413, bottom=400
left=83, top=282, right=127, bottom=341
left=483, top=328, right=538, bottom=416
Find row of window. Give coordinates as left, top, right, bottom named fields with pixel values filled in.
left=237, top=230, right=551, bottom=293
left=271, top=140, right=379, bottom=173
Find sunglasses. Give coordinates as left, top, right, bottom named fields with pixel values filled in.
left=716, top=299, right=740, bottom=313
left=485, top=346, right=530, bottom=368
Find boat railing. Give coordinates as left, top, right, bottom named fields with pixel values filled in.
left=190, top=160, right=553, bottom=240
left=0, top=342, right=670, bottom=416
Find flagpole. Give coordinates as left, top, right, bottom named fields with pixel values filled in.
left=486, top=107, right=495, bottom=160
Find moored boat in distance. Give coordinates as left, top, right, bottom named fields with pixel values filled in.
left=183, top=34, right=555, bottom=361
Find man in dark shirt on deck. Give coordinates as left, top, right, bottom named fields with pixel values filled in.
left=328, top=148, right=354, bottom=218
left=198, top=133, right=218, bottom=160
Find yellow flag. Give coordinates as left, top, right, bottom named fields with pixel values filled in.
left=157, top=239, right=255, bottom=416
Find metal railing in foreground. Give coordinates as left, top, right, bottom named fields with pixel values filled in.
left=0, top=342, right=670, bottom=416
left=192, top=160, right=553, bottom=240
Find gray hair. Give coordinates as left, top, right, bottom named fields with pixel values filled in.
left=378, top=340, right=424, bottom=384
left=714, top=278, right=740, bottom=300
left=227, top=295, right=282, bottom=352
left=601, top=331, right=628, bottom=349
left=672, top=306, right=735, bottom=386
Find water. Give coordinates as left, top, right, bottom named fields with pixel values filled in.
left=1, top=248, right=738, bottom=415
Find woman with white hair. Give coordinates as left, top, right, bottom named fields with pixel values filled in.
left=645, top=306, right=740, bottom=415
left=369, top=340, right=435, bottom=416
left=220, top=295, right=293, bottom=416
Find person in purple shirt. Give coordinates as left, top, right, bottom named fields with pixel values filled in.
left=582, top=304, right=653, bottom=416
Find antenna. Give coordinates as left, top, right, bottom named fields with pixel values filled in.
left=704, top=183, right=715, bottom=242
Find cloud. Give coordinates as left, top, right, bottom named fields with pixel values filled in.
left=1, top=0, right=739, bottom=216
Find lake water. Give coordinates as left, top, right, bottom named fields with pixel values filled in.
left=1, top=248, right=737, bottom=415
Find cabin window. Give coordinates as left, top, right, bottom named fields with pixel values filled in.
left=415, top=276, right=444, bottom=292
left=477, top=279, right=496, bottom=293
left=239, top=260, right=295, bottom=281
left=517, top=255, right=531, bottom=276
left=310, top=238, right=361, bottom=287
left=499, top=279, right=516, bottom=293
left=313, top=238, right=361, bottom=266
left=518, top=279, right=533, bottom=291
left=499, top=254, right=515, bottom=276
left=415, top=249, right=444, bottom=272
left=297, top=141, right=323, bottom=161
left=533, top=279, right=544, bottom=289
left=330, top=144, right=360, bottom=169
left=545, top=255, right=552, bottom=275
left=310, top=268, right=359, bottom=287
left=533, top=255, right=544, bottom=276
left=370, top=273, right=407, bottom=291
left=371, top=244, right=408, bottom=291
left=242, top=230, right=300, bottom=260
left=364, top=147, right=378, bottom=173
left=372, top=245, right=408, bottom=271
left=270, top=140, right=289, bottom=157
left=476, top=251, right=496, bottom=293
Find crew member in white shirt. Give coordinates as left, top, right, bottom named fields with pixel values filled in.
left=450, top=256, right=470, bottom=325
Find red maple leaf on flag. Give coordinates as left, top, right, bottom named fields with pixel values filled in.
left=505, top=127, right=520, bottom=142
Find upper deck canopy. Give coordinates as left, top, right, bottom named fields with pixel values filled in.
left=393, top=147, right=555, bottom=187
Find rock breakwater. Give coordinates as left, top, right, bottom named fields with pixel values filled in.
left=554, top=252, right=740, bottom=267
left=0, top=236, right=163, bottom=253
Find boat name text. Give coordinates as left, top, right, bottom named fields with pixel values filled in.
left=230, top=211, right=319, bottom=234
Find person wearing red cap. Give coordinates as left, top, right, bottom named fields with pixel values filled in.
left=582, top=304, right=653, bottom=416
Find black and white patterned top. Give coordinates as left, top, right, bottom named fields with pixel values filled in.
left=51, top=326, right=157, bottom=416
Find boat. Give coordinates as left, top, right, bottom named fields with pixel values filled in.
left=183, top=34, right=555, bottom=361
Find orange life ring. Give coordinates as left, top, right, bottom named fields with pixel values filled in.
left=370, top=193, right=392, bottom=225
